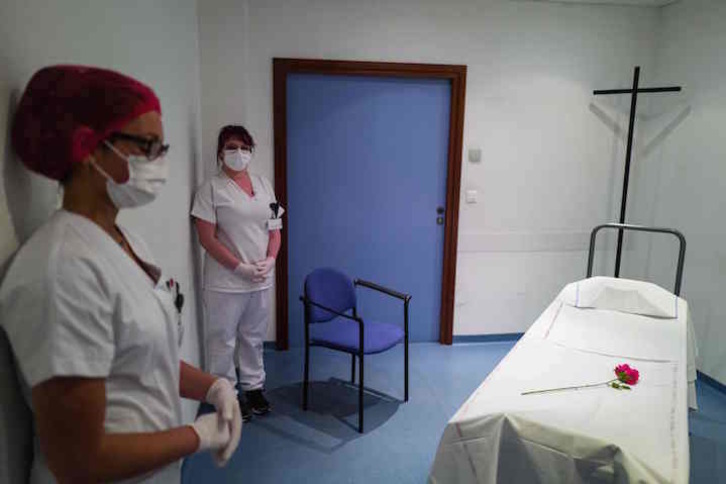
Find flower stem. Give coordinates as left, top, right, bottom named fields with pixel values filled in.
left=522, top=379, right=618, bottom=396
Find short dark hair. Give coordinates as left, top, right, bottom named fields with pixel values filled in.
left=216, top=125, right=255, bottom=161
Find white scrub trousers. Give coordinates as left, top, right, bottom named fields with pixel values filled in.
left=204, top=288, right=271, bottom=391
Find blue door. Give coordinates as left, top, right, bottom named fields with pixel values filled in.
left=287, top=74, right=451, bottom=345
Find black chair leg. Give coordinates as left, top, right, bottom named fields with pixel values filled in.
left=358, top=352, right=364, bottom=433
left=303, top=340, right=310, bottom=410
left=351, top=354, right=356, bottom=384
left=404, top=299, right=409, bottom=402
left=404, top=338, right=409, bottom=402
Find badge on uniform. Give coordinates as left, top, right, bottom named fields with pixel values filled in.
left=166, top=278, right=185, bottom=347
left=268, top=202, right=284, bottom=231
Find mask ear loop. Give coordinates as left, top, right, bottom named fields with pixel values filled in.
left=104, top=140, right=131, bottom=162
left=89, top=154, right=116, bottom=182
left=95, top=142, right=145, bottom=184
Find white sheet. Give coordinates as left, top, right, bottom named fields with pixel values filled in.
left=533, top=291, right=697, bottom=409
left=547, top=304, right=682, bottom=361
left=430, top=280, right=695, bottom=484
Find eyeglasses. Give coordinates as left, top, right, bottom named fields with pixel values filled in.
left=223, top=145, right=253, bottom=154
left=108, top=132, right=169, bottom=161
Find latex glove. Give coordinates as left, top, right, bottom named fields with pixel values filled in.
left=234, top=262, right=265, bottom=282
left=205, top=379, right=243, bottom=466
left=190, top=413, right=231, bottom=456
left=254, top=257, right=276, bottom=277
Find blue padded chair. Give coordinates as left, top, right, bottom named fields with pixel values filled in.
left=300, top=268, right=411, bottom=433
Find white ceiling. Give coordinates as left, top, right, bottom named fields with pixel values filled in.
left=511, top=0, right=679, bottom=6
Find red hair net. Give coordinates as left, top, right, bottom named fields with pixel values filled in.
left=11, top=65, right=161, bottom=181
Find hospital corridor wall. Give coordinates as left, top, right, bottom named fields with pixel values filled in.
left=0, top=0, right=206, bottom=425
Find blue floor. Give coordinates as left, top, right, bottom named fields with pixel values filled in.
left=182, top=342, right=726, bottom=483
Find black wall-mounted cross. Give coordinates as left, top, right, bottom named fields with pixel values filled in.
left=593, top=66, right=681, bottom=278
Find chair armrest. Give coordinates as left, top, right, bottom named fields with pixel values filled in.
left=299, top=296, right=364, bottom=324
left=354, top=279, right=411, bottom=302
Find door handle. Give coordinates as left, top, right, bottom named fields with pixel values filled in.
left=436, top=206, right=445, bottom=225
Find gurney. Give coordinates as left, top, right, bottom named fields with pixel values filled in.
left=430, top=224, right=697, bottom=483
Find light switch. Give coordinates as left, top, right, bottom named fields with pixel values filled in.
left=468, top=148, right=482, bottom=163
left=465, top=190, right=478, bottom=204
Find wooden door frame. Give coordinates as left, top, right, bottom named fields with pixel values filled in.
left=273, top=58, right=466, bottom=349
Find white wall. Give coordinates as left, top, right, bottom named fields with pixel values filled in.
left=0, top=0, right=205, bottom=423
left=628, top=0, right=726, bottom=382
left=197, top=0, right=660, bottom=338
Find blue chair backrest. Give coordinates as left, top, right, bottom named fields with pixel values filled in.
left=304, top=268, right=356, bottom=323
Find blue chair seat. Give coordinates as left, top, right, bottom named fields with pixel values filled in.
left=310, top=317, right=404, bottom=355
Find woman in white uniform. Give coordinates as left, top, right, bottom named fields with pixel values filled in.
left=192, top=125, right=281, bottom=420
left=0, top=66, right=242, bottom=483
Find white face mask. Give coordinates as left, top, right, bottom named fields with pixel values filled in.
left=223, top=149, right=252, bottom=172
left=92, top=141, right=169, bottom=209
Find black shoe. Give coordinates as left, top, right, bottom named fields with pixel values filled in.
left=238, top=395, right=253, bottom=422
left=245, top=389, right=271, bottom=415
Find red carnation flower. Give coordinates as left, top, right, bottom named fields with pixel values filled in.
left=615, top=364, right=640, bottom=385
